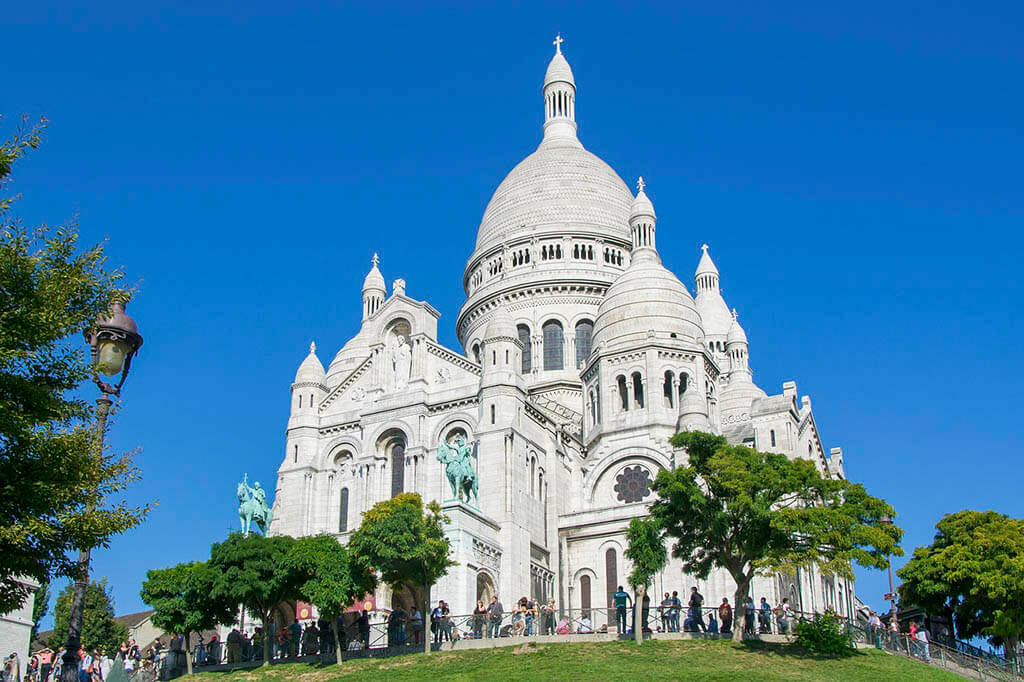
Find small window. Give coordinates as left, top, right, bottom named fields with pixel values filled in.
left=617, top=375, right=628, bottom=411
left=492, top=350, right=496, bottom=365
left=491, top=404, right=496, bottom=424
left=663, top=370, right=675, bottom=408
left=339, top=487, right=349, bottom=532
left=632, top=372, right=644, bottom=409
left=294, top=444, right=298, bottom=463
left=298, top=394, right=302, bottom=408
left=770, top=429, right=776, bottom=447
left=518, top=324, right=532, bottom=373
left=542, top=320, right=564, bottom=371
left=575, top=319, right=594, bottom=368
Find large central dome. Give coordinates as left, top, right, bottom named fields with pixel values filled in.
left=473, top=139, right=633, bottom=255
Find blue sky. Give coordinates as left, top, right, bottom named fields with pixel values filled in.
left=7, top=1, right=1022, bottom=627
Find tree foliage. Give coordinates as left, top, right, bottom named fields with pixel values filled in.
left=140, top=561, right=236, bottom=676
left=208, top=533, right=304, bottom=665
left=898, top=510, right=1024, bottom=659
left=50, top=578, right=128, bottom=654
left=650, top=432, right=902, bottom=641
left=0, top=114, right=149, bottom=612
left=288, top=534, right=376, bottom=665
left=349, top=493, right=455, bottom=654
left=625, top=516, right=667, bottom=645
left=793, top=612, right=855, bottom=657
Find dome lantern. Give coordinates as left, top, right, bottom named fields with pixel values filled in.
left=542, top=34, right=578, bottom=143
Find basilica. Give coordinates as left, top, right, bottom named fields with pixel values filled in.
left=269, top=39, right=856, bottom=624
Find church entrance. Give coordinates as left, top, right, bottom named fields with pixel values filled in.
left=476, top=572, right=496, bottom=604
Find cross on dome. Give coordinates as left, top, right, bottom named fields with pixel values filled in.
left=553, top=33, right=564, bottom=54
left=310, top=341, right=317, bottom=353
left=732, top=308, right=738, bottom=321
left=371, top=252, right=380, bottom=267
left=637, top=176, right=646, bottom=193
left=701, top=243, right=709, bottom=253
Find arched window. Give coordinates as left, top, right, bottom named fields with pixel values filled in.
left=632, top=372, right=644, bottom=409
left=580, top=574, right=592, bottom=619
left=338, top=487, right=349, bottom=532
left=518, top=324, right=532, bottom=373
left=588, top=390, right=597, bottom=426
left=491, top=404, right=496, bottom=424
left=770, top=430, right=776, bottom=447
left=542, top=320, right=564, bottom=371
left=390, top=440, right=405, bottom=497
left=808, top=442, right=813, bottom=456
left=298, top=394, right=302, bottom=408
left=663, top=370, right=675, bottom=408
left=678, top=373, right=689, bottom=403
left=605, top=549, right=618, bottom=617
left=530, top=457, right=536, bottom=496
left=575, top=320, right=593, bottom=369
left=294, top=444, right=298, bottom=463
left=472, top=342, right=481, bottom=364
left=617, top=375, right=628, bottom=411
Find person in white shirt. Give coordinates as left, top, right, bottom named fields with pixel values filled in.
left=914, top=626, right=931, bottom=662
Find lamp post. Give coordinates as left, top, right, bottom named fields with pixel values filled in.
left=60, top=295, right=143, bottom=682
left=881, top=514, right=898, bottom=622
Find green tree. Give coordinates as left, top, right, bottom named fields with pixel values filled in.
left=289, top=535, right=377, bottom=666
left=50, top=578, right=128, bottom=654
left=140, top=561, right=236, bottom=676
left=650, top=432, right=902, bottom=641
left=349, top=493, right=455, bottom=655
left=625, top=516, right=667, bottom=645
left=32, top=580, right=50, bottom=639
left=208, top=533, right=304, bottom=666
left=898, top=510, right=1024, bottom=663
left=0, top=114, right=149, bottom=613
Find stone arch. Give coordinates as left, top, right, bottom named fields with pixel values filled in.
left=375, top=426, right=410, bottom=498
left=476, top=570, right=497, bottom=604
left=585, top=448, right=670, bottom=505
left=320, top=435, right=362, bottom=470
left=430, top=412, right=478, bottom=447
left=368, top=422, right=413, bottom=454
left=381, top=313, right=414, bottom=339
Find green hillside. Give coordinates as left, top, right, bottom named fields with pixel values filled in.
left=189, top=639, right=963, bottom=681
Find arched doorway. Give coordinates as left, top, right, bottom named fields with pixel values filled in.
left=476, top=572, right=496, bottom=604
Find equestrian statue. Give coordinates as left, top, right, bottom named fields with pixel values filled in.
left=237, top=473, right=273, bottom=535
left=437, top=435, right=479, bottom=506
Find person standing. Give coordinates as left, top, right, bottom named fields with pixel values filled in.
left=641, top=592, right=651, bottom=633
left=660, top=593, right=673, bottom=633
left=719, top=598, right=733, bottom=635
left=430, top=601, right=444, bottom=644
left=226, top=628, right=242, bottom=664
left=688, top=587, right=706, bottom=632
left=409, top=607, right=422, bottom=645
left=759, top=598, right=773, bottom=634
left=670, top=591, right=682, bottom=633
left=472, top=601, right=486, bottom=639
left=37, top=648, right=53, bottom=682
left=612, top=586, right=631, bottom=634
left=357, top=610, right=370, bottom=649
left=744, top=597, right=756, bottom=635
left=486, top=596, right=503, bottom=639
left=524, top=598, right=537, bottom=636
left=542, top=599, right=556, bottom=635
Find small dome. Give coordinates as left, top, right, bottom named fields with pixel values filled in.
left=484, top=305, right=516, bottom=341
left=544, top=49, right=575, bottom=88
left=294, top=341, right=326, bottom=384
left=362, top=253, right=385, bottom=293
left=696, top=244, right=719, bottom=277
left=727, top=310, right=748, bottom=345
left=630, top=179, right=655, bottom=221
left=593, top=252, right=703, bottom=349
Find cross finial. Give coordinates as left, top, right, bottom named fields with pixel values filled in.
left=732, top=308, right=739, bottom=321
left=309, top=341, right=317, bottom=354
left=371, top=252, right=379, bottom=267
left=636, top=176, right=645, bottom=193
left=553, top=34, right=564, bottom=54
left=701, top=243, right=709, bottom=253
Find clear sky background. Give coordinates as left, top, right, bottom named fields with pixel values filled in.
left=7, top=1, right=1022, bottom=629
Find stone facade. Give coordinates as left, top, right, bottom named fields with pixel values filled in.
left=0, top=579, right=37, bottom=679
left=269, top=39, right=855, bottom=623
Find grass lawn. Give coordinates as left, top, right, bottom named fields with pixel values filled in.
left=188, top=639, right=963, bottom=681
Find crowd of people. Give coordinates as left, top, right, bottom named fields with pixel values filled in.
left=15, top=639, right=152, bottom=682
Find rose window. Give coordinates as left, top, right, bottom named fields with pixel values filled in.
left=614, top=465, right=652, bottom=504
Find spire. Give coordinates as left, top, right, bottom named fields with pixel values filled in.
left=629, top=176, right=658, bottom=259
left=310, top=340, right=317, bottom=354
left=695, top=244, right=720, bottom=295
left=362, top=253, right=386, bottom=320
left=294, top=340, right=326, bottom=384
left=542, top=34, right=578, bottom=144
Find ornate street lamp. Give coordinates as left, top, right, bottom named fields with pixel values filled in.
left=881, top=514, right=898, bottom=620
left=60, top=294, right=143, bottom=682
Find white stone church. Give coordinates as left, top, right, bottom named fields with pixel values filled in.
left=269, top=39, right=857, bottom=625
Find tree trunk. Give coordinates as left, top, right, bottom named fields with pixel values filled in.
left=331, top=618, right=343, bottom=667
left=423, top=584, right=432, bottom=655
left=1006, top=636, right=1019, bottom=674
left=184, top=631, right=193, bottom=677
left=732, top=577, right=750, bottom=642
left=634, top=585, right=646, bottom=645
left=262, top=611, right=272, bottom=666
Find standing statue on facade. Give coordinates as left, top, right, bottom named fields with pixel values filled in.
left=238, top=474, right=273, bottom=535
left=393, top=335, right=411, bottom=389
left=437, top=436, right=479, bottom=506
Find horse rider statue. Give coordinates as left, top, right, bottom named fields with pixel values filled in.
left=238, top=473, right=273, bottom=535
left=437, top=435, right=479, bottom=506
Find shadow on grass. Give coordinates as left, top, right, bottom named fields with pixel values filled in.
left=738, top=638, right=867, bottom=662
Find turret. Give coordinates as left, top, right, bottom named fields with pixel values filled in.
left=362, top=253, right=386, bottom=320
left=726, top=309, right=751, bottom=380
left=542, top=34, right=578, bottom=143
left=629, top=177, right=657, bottom=255
left=479, top=305, right=525, bottom=429
left=287, top=341, right=325, bottom=467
